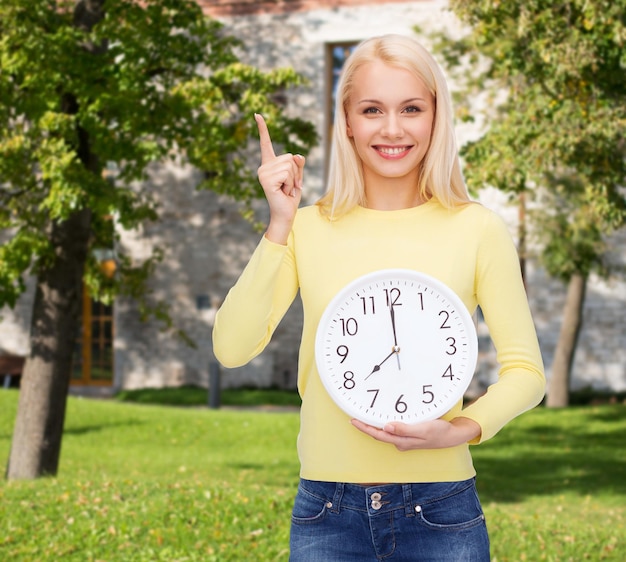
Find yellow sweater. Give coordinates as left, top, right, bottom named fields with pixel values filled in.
left=213, top=201, right=545, bottom=483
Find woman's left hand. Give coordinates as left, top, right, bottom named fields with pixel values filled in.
left=350, top=417, right=481, bottom=451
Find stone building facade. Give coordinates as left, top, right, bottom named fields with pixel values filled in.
left=1, top=0, right=624, bottom=394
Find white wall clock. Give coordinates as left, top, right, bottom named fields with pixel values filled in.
left=315, top=269, right=478, bottom=428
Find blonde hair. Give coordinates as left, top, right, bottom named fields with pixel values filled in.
left=317, top=34, right=470, bottom=217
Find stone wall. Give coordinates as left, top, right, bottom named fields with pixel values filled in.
left=0, top=277, right=34, bottom=359
left=113, top=162, right=296, bottom=390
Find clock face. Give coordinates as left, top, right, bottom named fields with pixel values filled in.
left=315, top=269, right=478, bottom=428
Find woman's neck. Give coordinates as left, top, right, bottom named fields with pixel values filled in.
left=364, top=180, right=426, bottom=211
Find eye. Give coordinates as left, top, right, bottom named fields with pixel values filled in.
left=362, top=106, right=381, bottom=115
left=403, top=105, right=423, bottom=114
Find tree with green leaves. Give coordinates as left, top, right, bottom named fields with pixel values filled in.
left=1, top=0, right=316, bottom=480
left=430, top=0, right=626, bottom=406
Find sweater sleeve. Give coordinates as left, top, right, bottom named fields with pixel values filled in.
left=460, top=211, right=546, bottom=443
left=212, top=234, right=299, bottom=368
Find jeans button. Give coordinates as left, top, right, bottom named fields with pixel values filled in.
left=370, top=492, right=382, bottom=501
left=371, top=500, right=382, bottom=510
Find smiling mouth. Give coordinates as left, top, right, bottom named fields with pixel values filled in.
left=375, top=146, right=412, bottom=156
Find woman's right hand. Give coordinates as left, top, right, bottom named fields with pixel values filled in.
left=255, top=113, right=305, bottom=245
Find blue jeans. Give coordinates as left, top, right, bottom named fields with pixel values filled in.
left=290, top=478, right=490, bottom=561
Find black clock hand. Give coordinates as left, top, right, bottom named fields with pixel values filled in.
left=389, top=304, right=401, bottom=370
left=390, top=304, right=399, bottom=347
left=365, top=346, right=400, bottom=380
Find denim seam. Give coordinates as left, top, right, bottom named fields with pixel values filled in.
left=417, top=479, right=476, bottom=506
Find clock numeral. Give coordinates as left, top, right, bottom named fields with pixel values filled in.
left=340, top=317, right=358, bottom=336
left=384, top=288, right=402, bottom=307
left=343, top=371, right=356, bottom=390
left=395, top=394, right=408, bottom=413
left=417, top=292, right=424, bottom=311
left=336, top=345, right=349, bottom=363
left=422, top=385, right=435, bottom=404
left=367, top=388, right=380, bottom=408
left=445, top=337, right=457, bottom=355
left=359, top=296, right=376, bottom=315
left=439, top=310, right=451, bottom=329
left=442, top=364, right=454, bottom=380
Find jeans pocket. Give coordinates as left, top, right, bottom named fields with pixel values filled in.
left=291, top=483, right=331, bottom=526
left=415, top=481, right=486, bottom=531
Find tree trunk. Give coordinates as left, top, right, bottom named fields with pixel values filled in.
left=546, top=272, right=587, bottom=408
left=5, top=0, right=106, bottom=481
left=6, top=209, right=92, bottom=479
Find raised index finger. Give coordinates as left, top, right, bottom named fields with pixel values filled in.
left=255, top=113, right=276, bottom=163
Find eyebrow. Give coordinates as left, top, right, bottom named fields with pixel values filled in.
left=356, top=97, right=429, bottom=105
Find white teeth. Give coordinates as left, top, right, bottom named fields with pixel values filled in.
left=378, top=146, right=407, bottom=155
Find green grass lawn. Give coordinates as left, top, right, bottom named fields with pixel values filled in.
left=1, top=389, right=624, bottom=561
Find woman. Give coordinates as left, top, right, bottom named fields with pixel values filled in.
left=213, top=34, right=545, bottom=561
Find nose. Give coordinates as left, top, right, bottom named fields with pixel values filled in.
left=381, top=114, right=403, bottom=139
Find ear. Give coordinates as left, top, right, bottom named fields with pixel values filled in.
left=346, top=115, right=353, bottom=138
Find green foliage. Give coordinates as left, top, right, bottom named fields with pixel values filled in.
left=431, top=0, right=626, bottom=281
left=0, top=0, right=317, bottom=324
left=1, top=392, right=625, bottom=560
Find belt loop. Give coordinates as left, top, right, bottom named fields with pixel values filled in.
left=403, top=484, right=414, bottom=517
left=330, top=482, right=344, bottom=514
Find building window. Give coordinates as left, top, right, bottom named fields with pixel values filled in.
left=328, top=43, right=358, bottom=119
left=72, top=286, right=114, bottom=386
left=325, top=42, right=358, bottom=164
left=72, top=219, right=116, bottom=387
